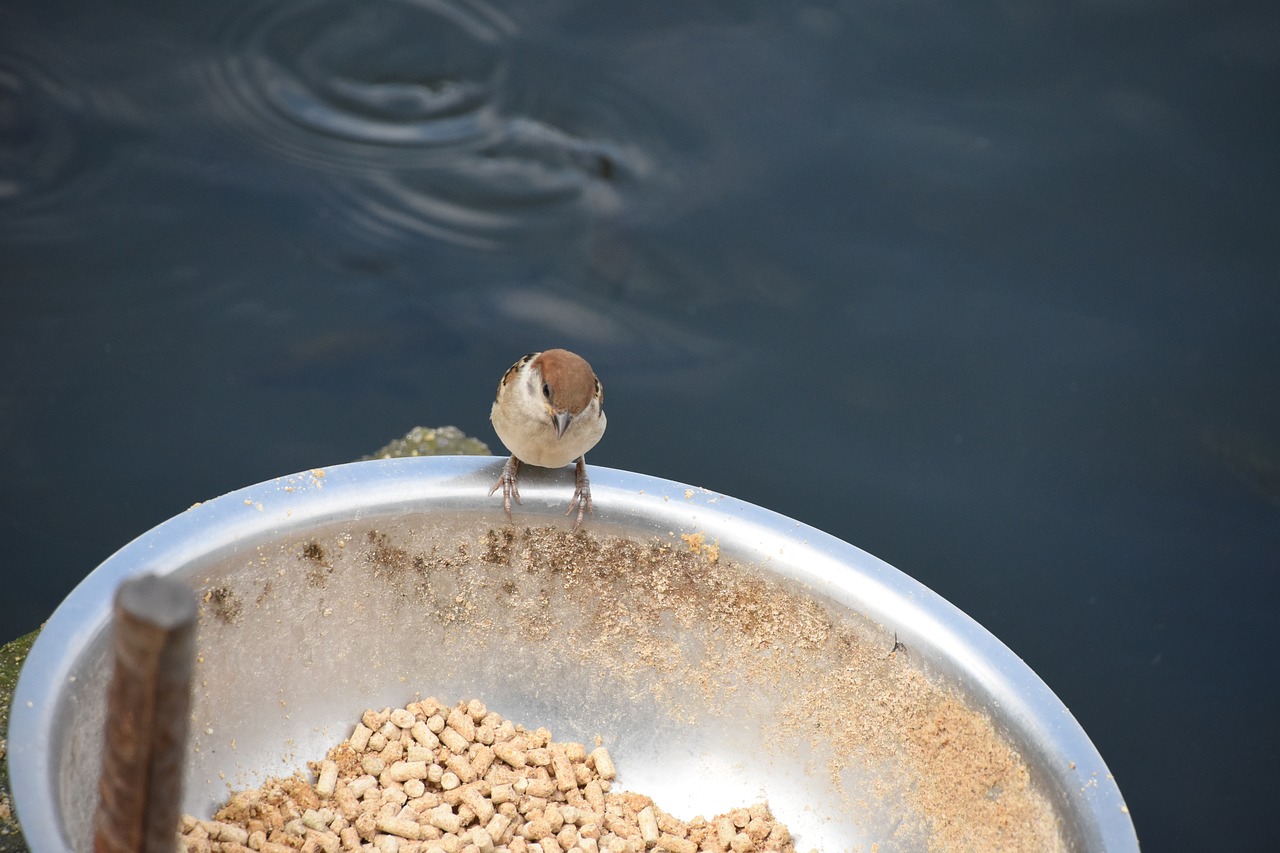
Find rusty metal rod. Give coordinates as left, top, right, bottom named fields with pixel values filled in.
left=94, top=574, right=197, bottom=853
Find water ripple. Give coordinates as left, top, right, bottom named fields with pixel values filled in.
left=336, top=111, right=660, bottom=250
left=206, top=0, right=514, bottom=169
left=0, top=53, right=114, bottom=228
left=206, top=0, right=681, bottom=249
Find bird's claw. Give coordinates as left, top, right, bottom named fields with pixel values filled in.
left=488, top=456, right=522, bottom=518
left=491, top=456, right=592, bottom=529
left=566, top=457, right=592, bottom=530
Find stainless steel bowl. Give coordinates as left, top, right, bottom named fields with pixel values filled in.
left=10, top=457, right=1137, bottom=851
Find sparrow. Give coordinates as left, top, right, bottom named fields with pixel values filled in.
left=489, top=349, right=606, bottom=528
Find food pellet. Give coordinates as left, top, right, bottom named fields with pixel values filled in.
left=178, top=699, right=797, bottom=853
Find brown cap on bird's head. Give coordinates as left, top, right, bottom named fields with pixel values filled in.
left=534, top=349, right=599, bottom=417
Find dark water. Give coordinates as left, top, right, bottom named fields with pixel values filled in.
left=3, top=0, right=1278, bottom=848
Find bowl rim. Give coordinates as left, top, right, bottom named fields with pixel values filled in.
left=10, top=455, right=1138, bottom=852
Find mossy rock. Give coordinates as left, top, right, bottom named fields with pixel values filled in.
left=363, top=425, right=491, bottom=460
left=0, top=630, right=37, bottom=852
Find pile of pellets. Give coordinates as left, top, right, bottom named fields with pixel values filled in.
left=179, top=698, right=799, bottom=853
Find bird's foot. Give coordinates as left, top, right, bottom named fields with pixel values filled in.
left=566, top=456, right=593, bottom=530
left=488, top=456, right=522, bottom=518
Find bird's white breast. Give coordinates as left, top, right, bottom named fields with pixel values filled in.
left=491, top=393, right=605, bottom=469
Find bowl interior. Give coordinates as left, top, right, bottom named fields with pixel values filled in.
left=14, top=459, right=1136, bottom=852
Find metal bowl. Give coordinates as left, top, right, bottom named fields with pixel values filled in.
left=10, top=457, right=1137, bottom=851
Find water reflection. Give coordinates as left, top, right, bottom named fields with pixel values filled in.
left=443, top=284, right=740, bottom=385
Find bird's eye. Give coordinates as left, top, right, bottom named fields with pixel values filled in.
left=542, top=382, right=552, bottom=399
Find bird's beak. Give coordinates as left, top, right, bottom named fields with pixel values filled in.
left=553, top=410, right=573, bottom=439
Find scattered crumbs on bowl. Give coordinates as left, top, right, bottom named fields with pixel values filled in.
left=201, top=586, right=243, bottom=626
left=679, top=532, right=719, bottom=564
left=684, top=489, right=694, bottom=500
left=508, top=527, right=1062, bottom=853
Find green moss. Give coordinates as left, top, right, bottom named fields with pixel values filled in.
left=0, top=629, right=37, bottom=852
left=364, top=425, right=492, bottom=459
